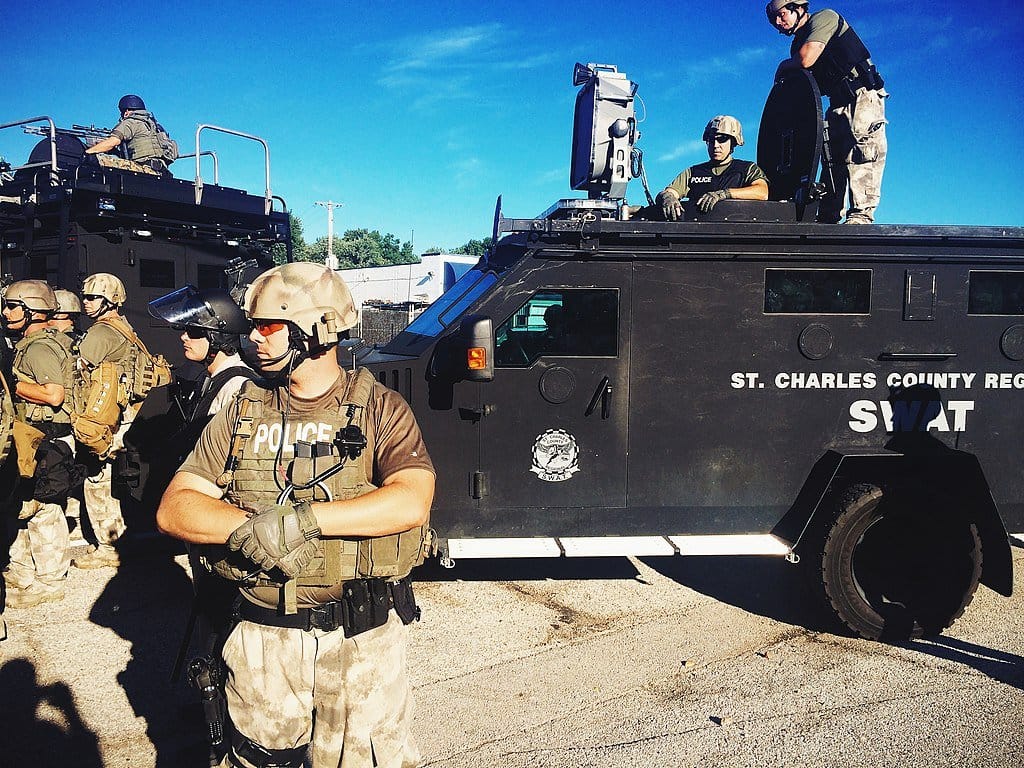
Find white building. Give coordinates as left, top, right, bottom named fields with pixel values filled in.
left=338, top=252, right=479, bottom=308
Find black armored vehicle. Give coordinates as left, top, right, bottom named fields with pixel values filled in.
left=361, top=63, right=1024, bottom=640
left=0, top=116, right=289, bottom=364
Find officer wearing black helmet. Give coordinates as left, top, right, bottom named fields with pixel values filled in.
left=148, top=286, right=258, bottom=454
left=766, top=1, right=888, bottom=224
left=84, top=94, right=176, bottom=176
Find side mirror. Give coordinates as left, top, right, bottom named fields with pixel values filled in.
left=459, top=315, right=494, bottom=382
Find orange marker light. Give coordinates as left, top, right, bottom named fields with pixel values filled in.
left=467, top=347, right=487, bottom=370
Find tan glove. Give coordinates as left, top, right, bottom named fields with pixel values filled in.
left=228, top=502, right=322, bottom=578
left=656, top=188, right=683, bottom=221
left=696, top=188, right=731, bottom=213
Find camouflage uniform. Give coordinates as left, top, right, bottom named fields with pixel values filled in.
left=179, top=371, right=433, bottom=767
left=75, top=319, right=134, bottom=566
left=4, top=328, right=74, bottom=605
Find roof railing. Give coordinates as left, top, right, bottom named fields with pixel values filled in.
left=194, top=124, right=272, bottom=215
left=0, top=116, right=58, bottom=175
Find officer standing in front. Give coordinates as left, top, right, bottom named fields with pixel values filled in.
left=1, top=281, right=75, bottom=609
left=656, top=115, right=769, bottom=219
left=84, top=94, right=174, bottom=176
left=156, top=262, right=435, bottom=768
left=767, top=0, right=888, bottom=224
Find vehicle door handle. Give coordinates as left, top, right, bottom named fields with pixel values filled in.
left=585, top=376, right=612, bottom=419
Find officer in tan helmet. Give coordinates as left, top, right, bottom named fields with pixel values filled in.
left=157, top=262, right=435, bottom=767
left=656, top=115, right=769, bottom=220
left=1, top=280, right=77, bottom=609
left=73, top=272, right=135, bottom=569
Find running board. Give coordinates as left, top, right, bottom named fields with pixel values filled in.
left=445, top=534, right=793, bottom=560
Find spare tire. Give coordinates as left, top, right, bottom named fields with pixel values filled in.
left=814, top=482, right=983, bottom=641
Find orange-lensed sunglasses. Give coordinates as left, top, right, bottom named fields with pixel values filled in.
left=253, top=320, right=287, bottom=337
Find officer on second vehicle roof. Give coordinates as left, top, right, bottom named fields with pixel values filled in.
left=767, top=0, right=888, bottom=224
left=656, top=115, right=769, bottom=220
left=156, top=262, right=436, bottom=768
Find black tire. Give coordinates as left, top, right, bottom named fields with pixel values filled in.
left=814, top=483, right=983, bottom=641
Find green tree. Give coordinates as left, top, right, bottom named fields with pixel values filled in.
left=304, top=229, right=417, bottom=268
left=451, top=237, right=493, bottom=257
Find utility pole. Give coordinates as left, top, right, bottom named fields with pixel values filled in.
left=314, top=200, right=344, bottom=271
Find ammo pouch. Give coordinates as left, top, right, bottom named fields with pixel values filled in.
left=13, top=420, right=45, bottom=478
left=71, top=360, right=124, bottom=458
left=34, top=434, right=85, bottom=503
left=112, top=445, right=143, bottom=490
left=233, top=576, right=418, bottom=638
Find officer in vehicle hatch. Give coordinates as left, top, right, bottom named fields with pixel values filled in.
left=767, top=1, right=888, bottom=224
left=1, top=281, right=78, bottom=610
left=84, top=94, right=175, bottom=176
left=156, top=262, right=435, bottom=768
left=656, top=116, right=769, bottom=220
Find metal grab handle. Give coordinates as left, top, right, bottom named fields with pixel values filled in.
left=585, top=376, right=612, bottom=418
left=0, top=116, right=57, bottom=174
left=879, top=352, right=958, bottom=361
left=194, top=124, right=272, bottom=214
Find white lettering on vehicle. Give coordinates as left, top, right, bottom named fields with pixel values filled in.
left=252, top=421, right=335, bottom=455
left=847, top=400, right=975, bottom=433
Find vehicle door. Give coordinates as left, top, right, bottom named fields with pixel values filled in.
left=477, top=261, right=630, bottom=534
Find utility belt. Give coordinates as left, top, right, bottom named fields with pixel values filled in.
left=828, top=63, right=885, bottom=105
left=233, top=576, right=419, bottom=638
left=32, top=421, right=72, bottom=440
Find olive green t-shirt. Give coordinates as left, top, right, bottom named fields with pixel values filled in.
left=14, top=329, right=71, bottom=423
left=666, top=159, right=769, bottom=199
left=79, top=318, right=132, bottom=367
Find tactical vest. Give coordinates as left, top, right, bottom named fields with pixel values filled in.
left=201, top=368, right=430, bottom=595
left=12, top=329, right=73, bottom=424
left=175, top=366, right=259, bottom=460
left=798, top=13, right=883, bottom=101
left=120, top=111, right=163, bottom=163
left=687, top=160, right=753, bottom=201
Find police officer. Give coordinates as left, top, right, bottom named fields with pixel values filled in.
left=1, top=280, right=76, bottom=609
left=48, top=289, right=87, bottom=548
left=148, top=285, right=257, bottom=456
left=156, top=262, right=435, bottom=768
left=84, top=94, right=174, bottom=176
left=656, top=115, right=770, bottom=220
left=73, top=273, right=136, bottom=569
left=767, top=1, right=888, bottom=224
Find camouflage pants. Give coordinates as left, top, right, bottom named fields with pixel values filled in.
left=821, top=87, right=889, bottom=223
left=219, top=611, right=419, bottom=768
left=82, top=407, right=134, bottom=545
left=5, top=498, right=71, bottom=589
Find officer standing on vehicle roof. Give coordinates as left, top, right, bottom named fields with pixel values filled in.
left=656, top=116, right=769, bottom=220
left=73, top=273, right=137, bottom=570
left=767, top=1, right=888, bottom=224
left=1, top=280, right=77, bottom=609
left=84, top=94, right=175, bottom=176
left=156, top=262, right=435, bottom=768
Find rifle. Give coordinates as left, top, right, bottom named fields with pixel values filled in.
left=22, top=123, right=114, bottom=146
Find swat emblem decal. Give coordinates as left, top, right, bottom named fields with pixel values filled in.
left=531, top=429, right=580, bottom=482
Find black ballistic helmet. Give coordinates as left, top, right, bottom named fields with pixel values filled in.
left=118, top=94, right=146, bottom=112
left=148, top=285, right=251, bottom=354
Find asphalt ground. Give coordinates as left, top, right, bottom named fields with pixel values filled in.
left=1, top=533, right=1022, bottom=768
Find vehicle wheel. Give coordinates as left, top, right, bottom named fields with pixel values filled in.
left=815, top=483, right=983, bottom=641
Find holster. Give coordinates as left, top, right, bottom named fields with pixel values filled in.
left=12, top=420, right=45, bottom=478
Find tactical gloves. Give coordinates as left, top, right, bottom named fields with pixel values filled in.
left=696, top=189, right=731, bottom=213
left=656, top=188, right=683, bottom=221
left=228, top=502, right=322, bottom=578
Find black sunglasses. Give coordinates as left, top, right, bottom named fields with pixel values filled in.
left=709, top=135, right=732, bottom=145
left=82, top=293, right=106, bottom=302
left=172, top=324, right=207, bottom=340
left=2, top=300, right=27, bottom=312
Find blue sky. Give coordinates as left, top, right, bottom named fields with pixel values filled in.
left=3, top=1, right=1022, bottom=251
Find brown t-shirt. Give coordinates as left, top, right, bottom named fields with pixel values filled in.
left=179, top=369, right=434, bottom=608
left=79, top=318, right=132, bottom=366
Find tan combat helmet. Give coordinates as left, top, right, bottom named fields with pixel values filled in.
left=246, top=262, right=357, bottom=349
left=54, top=289, right=83, bottom=316
left=702, top=115, right=744, bottom=147
left=766, top=0, right=809, bottom=27
left=5, top=279, right=57, bottom=313
left=83, top=273, right=127, bottom=305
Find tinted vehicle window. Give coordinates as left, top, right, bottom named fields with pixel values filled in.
left=197, top=263, right=228, bottom=290
left=140, top=259, right=175, bottom=289
left=764, top=269, right=871, bottom=314
left=968, top=271, right=1024, bottom=315
left=495, top=289, right=618, bottom=367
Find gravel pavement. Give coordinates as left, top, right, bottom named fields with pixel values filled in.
left=2, top=537, right=1022, bottom=767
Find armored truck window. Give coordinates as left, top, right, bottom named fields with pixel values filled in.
left=140, top=259, right=175, bottom=289
left=968, top=271, right=1024, bottom=315
left=196, top=264, right=229, bottom=290
left=495, top=289, right=618, bottom=367
left=764, top=269, right=871, bottom=314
